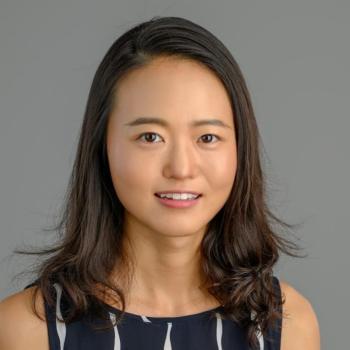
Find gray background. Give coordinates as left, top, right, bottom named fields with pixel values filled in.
left=1, top=1, right=349, bottom=348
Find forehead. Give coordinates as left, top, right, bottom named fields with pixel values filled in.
left=110, top=56, right=234, bottom=128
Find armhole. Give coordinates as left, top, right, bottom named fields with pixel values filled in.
left=23, top=281, right=64, bottom=350
left=262, top=276, right=283, bottom=350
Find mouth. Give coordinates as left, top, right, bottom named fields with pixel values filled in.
left=154, top=193, right=202, bottom=200
left=154, top=192, right=202, bottom=208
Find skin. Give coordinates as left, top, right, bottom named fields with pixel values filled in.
left=105, top=56, right=237, bottom=315
left=0, top=281, right=321, bottom=349
left=0, top=56, right=320, bottom=349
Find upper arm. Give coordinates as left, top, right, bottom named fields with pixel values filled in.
left=280, top=280, right=321, bottom=350
left=0, top=286, right=49, bottom=350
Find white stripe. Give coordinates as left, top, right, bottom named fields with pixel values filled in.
left=53, top=283, right=66, bottom=350
left=251, top=310, right=264, bottom=350
left=163, top=322, right=173, bottom=350
left=215, top=312, right=223, bottom=350
left=109, top=312, right=121, bottom=350
left=141, top=315, right=152, bottom=323
left=257, top=327, right=264, bottom=350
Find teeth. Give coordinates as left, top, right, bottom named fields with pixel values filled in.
left=158, top=193, right=199, bottom=200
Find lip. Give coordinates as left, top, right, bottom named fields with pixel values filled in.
left=155, top=194, right=201, bottom=208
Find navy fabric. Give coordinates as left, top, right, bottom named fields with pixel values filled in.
left=24, top=276, right=282, bottom=350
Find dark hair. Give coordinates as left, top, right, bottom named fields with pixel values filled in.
left=13, top=16, right=306, bottom=349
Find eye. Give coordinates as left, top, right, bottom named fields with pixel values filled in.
left=200, top=134, right=221, bottom=144
left=136, top=132, right=221, bottom=144
left=136, top=132, right=163, bottom=144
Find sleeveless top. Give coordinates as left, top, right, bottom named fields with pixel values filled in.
left=24, top=275, right=282, bottom=350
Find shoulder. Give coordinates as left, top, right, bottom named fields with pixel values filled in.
left=0, top=286, right=49, bottom=350
left=279, top=279, right=321, bottom=350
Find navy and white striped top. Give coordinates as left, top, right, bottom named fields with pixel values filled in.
left=24, top=276, right=282, bottom=349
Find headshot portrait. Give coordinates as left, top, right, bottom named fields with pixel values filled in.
left=1, top=2, right=348, bottom=350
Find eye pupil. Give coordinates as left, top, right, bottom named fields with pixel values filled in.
left=202, top=134, right=214, bottom=143
left=141, top=132, right=159, bottom=143
left=145, top=133, right=155, bottom=142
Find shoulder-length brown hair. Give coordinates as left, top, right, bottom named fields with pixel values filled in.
left=14, top=16, right=306, bottom=349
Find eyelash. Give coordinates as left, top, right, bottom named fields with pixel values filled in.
left=136, top=132, right=222, bottom=145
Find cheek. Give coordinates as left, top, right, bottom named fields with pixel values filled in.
left=107, top=146, right=153, bottom=202
left=205, top=148, right=237, bottom=189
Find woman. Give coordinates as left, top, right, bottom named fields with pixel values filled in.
left=0, top=16, right=320, bottom=349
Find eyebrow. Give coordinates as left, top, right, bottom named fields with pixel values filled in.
left=124, top=117, right=232, bottom=129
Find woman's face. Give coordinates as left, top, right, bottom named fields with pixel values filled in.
left=106, top=56, right=237, bottom=239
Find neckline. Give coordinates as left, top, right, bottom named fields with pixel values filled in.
left=102, top=301, right=223, bottom=324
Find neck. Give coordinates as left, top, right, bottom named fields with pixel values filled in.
left=108, top=221, right=219, bottom=315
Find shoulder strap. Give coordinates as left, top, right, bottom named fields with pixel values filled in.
left=263, top=275, right=283, bottom=350
left=24, top=279, right=40, bottom=289
left=23, top=280, right=64, bottom=350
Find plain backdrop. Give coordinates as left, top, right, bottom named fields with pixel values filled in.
left=1, top=1, right=349, bottom=348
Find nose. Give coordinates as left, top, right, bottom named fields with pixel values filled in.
left=162, top=139, right=198, bottom=179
